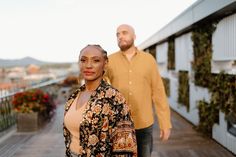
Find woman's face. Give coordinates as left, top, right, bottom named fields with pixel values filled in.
left=79, top=46, right=107, bottom=82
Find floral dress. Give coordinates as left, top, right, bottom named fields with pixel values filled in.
left=63, top=80, right=137, bottom=157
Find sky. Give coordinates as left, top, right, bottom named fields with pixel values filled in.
left=0, top=0, right=197, bottom=63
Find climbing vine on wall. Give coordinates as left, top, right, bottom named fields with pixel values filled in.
left=162, top=77, right=170, bottom=97
left=211, top=73, right=236, bottom=123
left=167, top=37, right=175, bottom=70
left=178, top=71, right=189, bottom=112
left=191, top=21, right=236, bottom=135
left=196, top=73, right=236, bottom=135
left=191, top=22, right=217, bottom=88
left=197, top=100, right=219, bottom=136
left=149, top=45, right=157, bottom=59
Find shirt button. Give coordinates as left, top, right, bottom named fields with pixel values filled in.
left=129, top=92, right=132, bottom=95
left=129, top=81, right=132, bottom=85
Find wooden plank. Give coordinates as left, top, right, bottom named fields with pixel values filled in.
left=152, top=110, right=235, bottom=157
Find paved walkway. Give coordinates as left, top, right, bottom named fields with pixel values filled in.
left=0, top=104, right=235, bottom=157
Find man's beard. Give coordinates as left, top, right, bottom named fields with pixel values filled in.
left=118, top=40, right=134, bottom=51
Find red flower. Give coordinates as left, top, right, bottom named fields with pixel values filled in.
left=12, top=89, right=56, bottom=118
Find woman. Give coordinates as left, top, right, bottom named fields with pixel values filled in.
left=63, top=44, right=137, bottom=157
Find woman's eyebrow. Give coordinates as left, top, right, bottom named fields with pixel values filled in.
left=80, top=55, right=102, bottom=58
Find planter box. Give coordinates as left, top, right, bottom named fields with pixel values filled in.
left=17, top=112, right=39, bottom=132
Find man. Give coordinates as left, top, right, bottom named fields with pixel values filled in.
left=106, top=24, right=172, bottom=157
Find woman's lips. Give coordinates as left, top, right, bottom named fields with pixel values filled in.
left=83, top=71, right=94, bottom=76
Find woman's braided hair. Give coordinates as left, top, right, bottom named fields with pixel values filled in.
left=80, top=44, right=108, bottom=60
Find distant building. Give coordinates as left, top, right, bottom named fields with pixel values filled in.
left=26, top=64, right=40, bottom=74
left=7, top=66, right=26, bottom=83
left=0, top=68, right=6, bottom=82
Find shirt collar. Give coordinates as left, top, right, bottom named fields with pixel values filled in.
left=78, top=79, right=107, bottom=92
left=120, top=47, right=139, bottom=57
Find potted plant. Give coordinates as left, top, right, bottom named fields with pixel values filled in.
left=12, top=89, right=56, bottom=132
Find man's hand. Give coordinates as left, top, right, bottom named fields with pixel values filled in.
left=160, top=128, right=171, bottom=141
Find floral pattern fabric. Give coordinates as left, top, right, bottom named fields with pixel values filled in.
left=63, top=80, right=137, bottom=157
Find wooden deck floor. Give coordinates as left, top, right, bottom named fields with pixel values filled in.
left=0, top=104, right=235, bottom=157
left=152, top=110, right=235, bottom=157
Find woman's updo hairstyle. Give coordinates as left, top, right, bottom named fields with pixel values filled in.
left=79, top=44, right=108, bottom=60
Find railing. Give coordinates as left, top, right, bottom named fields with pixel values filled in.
left=0, top=94, right=15, bottom=131
left=0, top=77, right=66, bottom=132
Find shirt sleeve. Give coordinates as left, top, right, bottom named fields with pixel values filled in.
left=150, top=56, right=172, bottom=130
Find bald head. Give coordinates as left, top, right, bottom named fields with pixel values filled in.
left=116, top=24, right=136, bottom=51
left=117, top=24, right=136, bottom=36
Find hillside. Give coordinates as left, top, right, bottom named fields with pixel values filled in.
left=0, top=57, right=47, bottom=67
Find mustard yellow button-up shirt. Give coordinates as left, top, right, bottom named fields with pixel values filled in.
left=106, top=49, right=172, bottom=130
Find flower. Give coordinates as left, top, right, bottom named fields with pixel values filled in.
left=12, top=89, right=56, bottom=118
